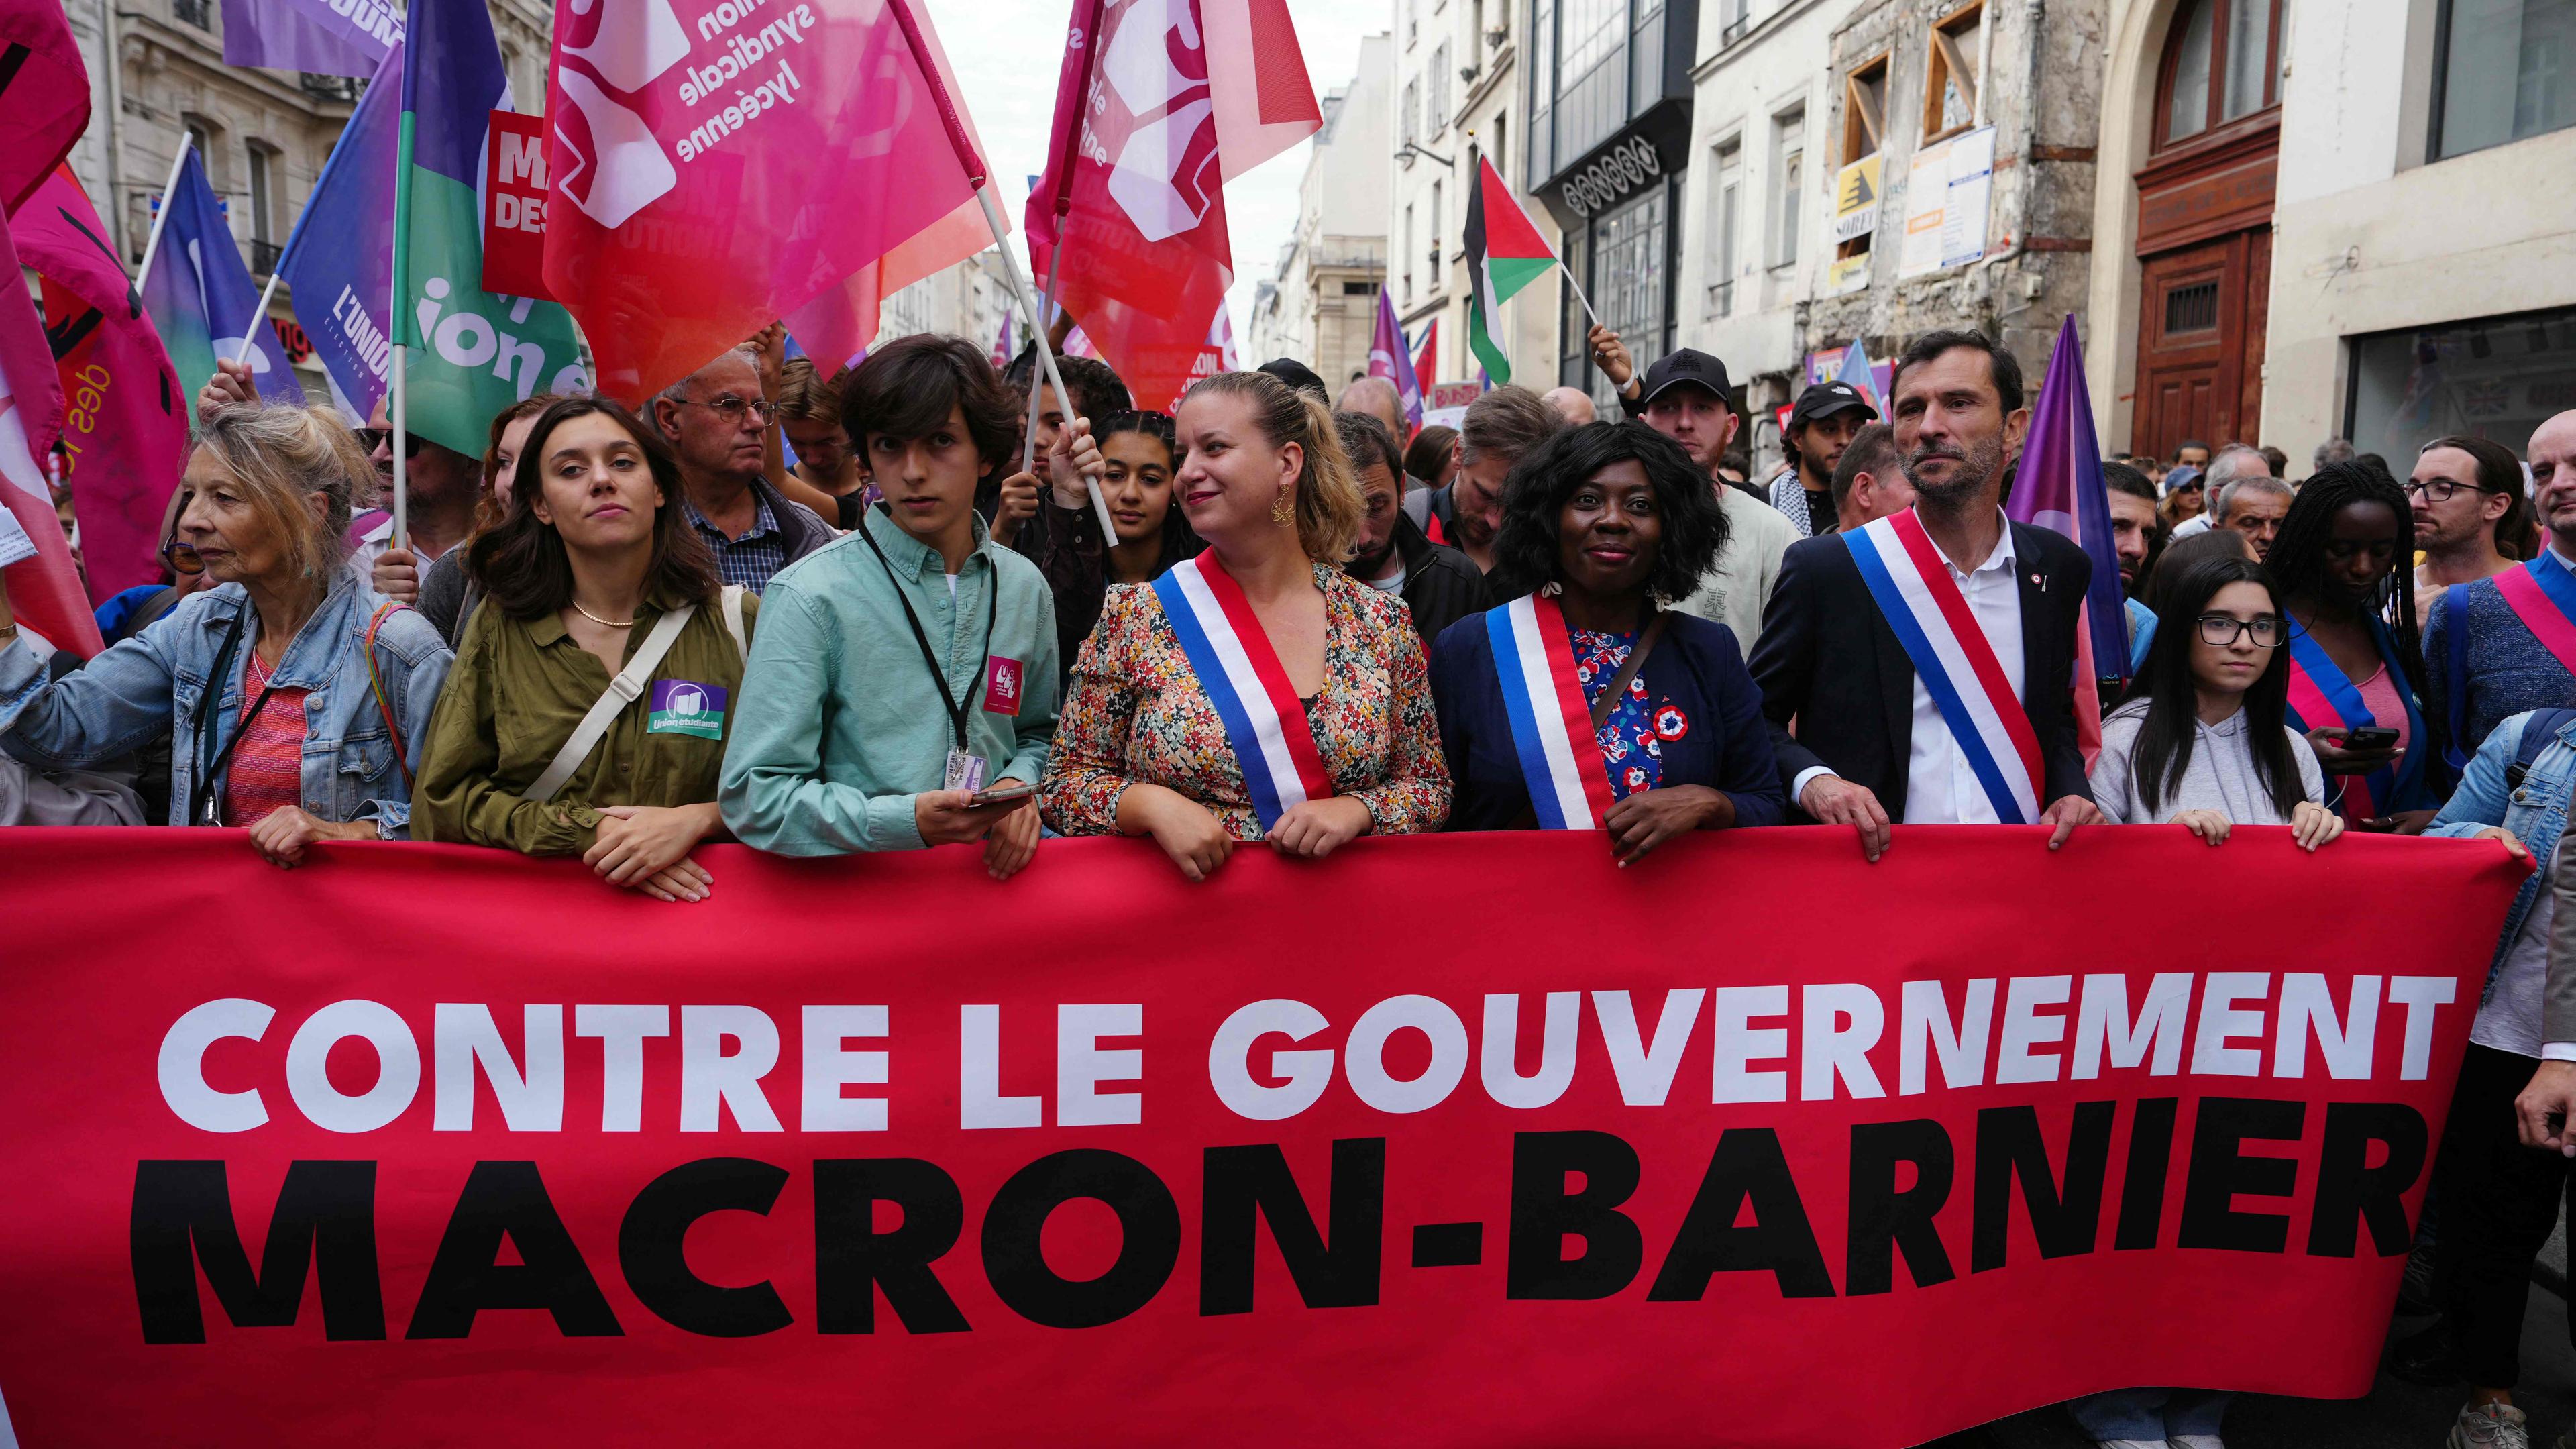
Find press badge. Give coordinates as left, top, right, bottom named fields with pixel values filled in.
left=647, top=680, right=727, bottom=739
left=984, top=657, right=1024, bottom=716
left=943, top=748, right=988, bottom=794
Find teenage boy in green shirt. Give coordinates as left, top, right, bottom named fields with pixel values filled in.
left=722, top=335, right=1071, bottom=876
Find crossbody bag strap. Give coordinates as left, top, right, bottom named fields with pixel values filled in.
left=363, top=602, right=417, bottom=787
left=720, top=584, right=747, bottom=657
left=521, top=605, right=697, bottom=805
left=1589, top=610, right=1670, bottom=733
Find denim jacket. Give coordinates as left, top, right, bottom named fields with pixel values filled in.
left=2426, top=708, right=2576, bottom=986
left=0, top=563, right=452, bottom=831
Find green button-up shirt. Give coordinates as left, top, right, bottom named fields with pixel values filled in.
left=414, top=589, right=757, bottom=855
left=720, top=506, right=1061, bottom=855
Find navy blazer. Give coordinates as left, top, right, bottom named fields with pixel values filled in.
left=1428, top=602, right=1788, bottom=832
left=1746, top=519, right=2094, bottom=819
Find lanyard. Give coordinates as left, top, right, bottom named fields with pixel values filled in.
left=190, top=610, right=286, bottom=826
left=857, top=514, right=997, bottom=752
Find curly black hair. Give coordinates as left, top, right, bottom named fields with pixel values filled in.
left=2266, top=458, right=2426, bottom=698
left=1487, top=421, right=1729, bottom=603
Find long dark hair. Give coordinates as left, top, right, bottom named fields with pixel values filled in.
left=1096, top=409, right=1200, bottom=569
left=468, top=396, right=718, bottom=620
left=1488, top=421, right=1728, bottom=603
left=468, top=394, right=559, bottom=538
left=2118, top=553, right=2304, bottom=818
left=2265, top=458, right=2426, bottom=698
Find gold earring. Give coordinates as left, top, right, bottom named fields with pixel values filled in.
left=1272, top=484, right=1294, bottom=527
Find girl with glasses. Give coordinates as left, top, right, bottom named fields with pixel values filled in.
left=2086, top=551, right=2341, bottom=851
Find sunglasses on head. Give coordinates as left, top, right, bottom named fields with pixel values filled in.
left=353, top=428, right=427, bottom=459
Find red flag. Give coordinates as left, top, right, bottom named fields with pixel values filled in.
left=16, top=165, right=192, bottom=605
left=543, top=0, right=995, bottom=401
left=0, top=0, right=89, bottom=211
left=1026, top=0, right=1320, bottom=409
left=0, top=204, right=104, bottom=656
left=1412, top=316, right=1436, bottom=386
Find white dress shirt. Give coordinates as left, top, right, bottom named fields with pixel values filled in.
left=1793, top=513, right=2027, bottom=822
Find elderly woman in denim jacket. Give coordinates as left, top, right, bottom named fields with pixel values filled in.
left=0, top=402, right=450, bottom=863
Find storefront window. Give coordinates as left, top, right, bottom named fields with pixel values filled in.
left=2436, top=0, right=2576, bottom=158
left=2346, top=305, right=2576, bottom=464
left=1578, top=185, right=1670, bottom=409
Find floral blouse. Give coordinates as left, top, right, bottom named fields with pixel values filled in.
left=1040, top=564, right=1452, bottom=839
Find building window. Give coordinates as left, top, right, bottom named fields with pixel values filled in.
left=1587, top=186, right=1670, bottom=408
left=2157, top=0, right=2284, bottom=148
left=1403, top=78, right=1420, bottom=148
left=2347, top=305, right=2576, bottom=462
left=1430, top=179, right=1445, bottom=286
left=1923, top=4, right=1983, bottom=141
left=1844, top=56, right=1888, bottom=164
left=1405, top=0, right=1417, bottom=46
left=1491, top=113, right=1507, bottom=180
left=173, top=0, right=212, bottom=28
left=1431, top=43, right=1451, bottom=133
left=246, top=144, right=281, bottom=274
left=2434, top=0, right=2576, bottom=159
left=1770, top=109, right=1803, bottom=267
left=1403, top=204, right=1416, bottom=303
left=1711, top=138, right=1742, bottom=316
left=1342, top=280, right=1381, bottom=295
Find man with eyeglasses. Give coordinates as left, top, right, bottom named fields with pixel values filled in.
left=648, top=345, right=833, bottom=594
left=2425, top=414, right=2576, bottom=759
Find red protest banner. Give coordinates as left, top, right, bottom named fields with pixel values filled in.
left=482, top=107, right=551, bottom=299
left=0, top=827, right=2523, bottom=1448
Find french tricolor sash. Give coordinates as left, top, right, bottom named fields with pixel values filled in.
left=2494, top=557, right=2576, bottom=680
left=2284, top=622, right=2426, bottom=819
left=1151, top=555, right=1336, bottom=831
left=1843, top=511, right=2045, bottom=824
left=1486, top=594, right=1619, bottom=830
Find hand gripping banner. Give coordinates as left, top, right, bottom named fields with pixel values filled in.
left=0, top=828, right=2525, bottom=1448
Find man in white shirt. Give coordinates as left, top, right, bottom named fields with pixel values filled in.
left=1748, top=329, right=2103, bottom=859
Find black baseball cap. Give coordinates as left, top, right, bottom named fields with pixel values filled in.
left=1788, top=380, right=1878, bottom=429
left=1635, top=349, right=1735, bottom=410
left=1257, top=357, right=1328, bottom=400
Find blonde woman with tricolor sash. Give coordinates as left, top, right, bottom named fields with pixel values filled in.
left=1040, top=370, right=1450, bottom=880
left=1428, top=421, right=1783, bottom=861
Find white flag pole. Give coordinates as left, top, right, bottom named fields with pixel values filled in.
left=977, top=187, right=1116, bottom=539
left=231, top=268, right=284, bottom=367
left=131, top=139, right=195, bottom=301
left=1020, top=243, right=1063, bottom=478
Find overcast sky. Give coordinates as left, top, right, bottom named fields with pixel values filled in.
left=915, top=0, right=1391, bottom=349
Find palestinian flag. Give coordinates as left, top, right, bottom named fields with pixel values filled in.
left=1462, top=154, right=1556, bottom=385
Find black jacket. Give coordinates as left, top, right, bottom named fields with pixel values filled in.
left=1747, top=518, right=2094, bottom=820
left=1372, top=512, right=1491, bottom=650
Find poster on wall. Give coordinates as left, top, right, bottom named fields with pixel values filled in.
left=1940, top=127, right=1996, bottom=269
left=1895, top=125, right=1995, bottom=278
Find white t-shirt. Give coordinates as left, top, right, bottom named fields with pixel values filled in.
left=2473, top=840, right=2561, bottom=1060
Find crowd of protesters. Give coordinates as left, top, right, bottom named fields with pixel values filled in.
left=8, top=314, right=2576, bottom=1448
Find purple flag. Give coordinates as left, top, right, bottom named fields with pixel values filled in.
left=2005, top=314, right=2131, bottom=699
left=219, top=0, right=399, bottom=79
left=1368, top=286, right=1424, bottom=433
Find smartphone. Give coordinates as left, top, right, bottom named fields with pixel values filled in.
left=2340, top=727, right=2399, bottom=751
left=969, top=781, right=1038, bottom=807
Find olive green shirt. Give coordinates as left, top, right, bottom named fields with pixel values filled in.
left=414, top=590, right=758, bottom=855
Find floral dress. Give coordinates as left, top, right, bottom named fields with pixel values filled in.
left=1572, top=625, right=1691, bottom=801
left=1040, top=564, right=1452, bottom=839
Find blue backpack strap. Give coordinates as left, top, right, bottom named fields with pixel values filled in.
left=2508, top=708, right=2576, bottom=790
left=2443, top=588, right=2472, bottom=773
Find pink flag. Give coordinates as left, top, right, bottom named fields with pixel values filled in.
left=15, top=165, right=191, bottom=604
left=1026, top=0, right=1319, bottom=412
left=543, top=0, right=995, bottom=402
left=0, top=0, right=88, bottom=211
left=0, top=203, right=103, bottom=657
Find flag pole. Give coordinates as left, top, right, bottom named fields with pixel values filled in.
left=887, top=0, right=1116, bottom=539
left=132, top=139, right=194, bottom=292
left=1020, top=244, right=1062, bottom=478
left=232, top=268, right=283, bottom=367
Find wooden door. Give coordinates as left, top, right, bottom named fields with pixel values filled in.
left=2133, top=233, right=2261, bottom=459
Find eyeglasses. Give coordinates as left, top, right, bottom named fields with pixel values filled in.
left=160, top=537, right=205, bottom=576
left=2404, top=478, right=2496, bottom=504
left=352, top=428, right=427, bottom=459
left=2196, top=614, right=2286, bottom=647
left=679, top=394, right=776, bottom=425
